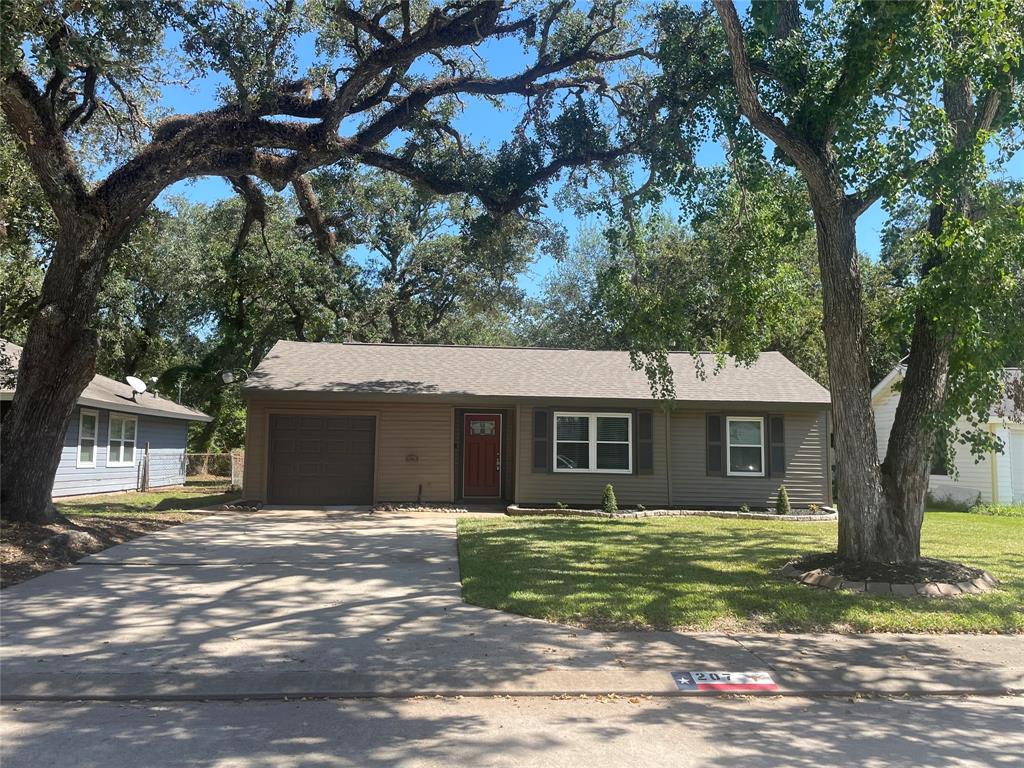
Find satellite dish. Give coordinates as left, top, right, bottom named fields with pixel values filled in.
left=125, top=376, right=147, bottom=400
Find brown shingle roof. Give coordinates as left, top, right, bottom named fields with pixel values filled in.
left=0, top=340, right=211, bottom=422
left=244, top=340, right=831, bottom=405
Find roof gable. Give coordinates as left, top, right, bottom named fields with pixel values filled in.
left=244, top=341, right=831, bottom=405
left=871, top=364, right=1023, bottom=424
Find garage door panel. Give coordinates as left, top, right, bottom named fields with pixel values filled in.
left=268, top=414, right=375, bottom=504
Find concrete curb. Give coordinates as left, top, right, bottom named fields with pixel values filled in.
left=4, top=668, right=1021, bottom=703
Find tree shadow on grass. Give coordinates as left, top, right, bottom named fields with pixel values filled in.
left=58, top=491, right=240, bottom=516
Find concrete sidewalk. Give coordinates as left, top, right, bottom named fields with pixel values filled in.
left=1, top=507, right=1021, bottom=701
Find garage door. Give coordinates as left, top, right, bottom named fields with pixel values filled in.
left=268, top=414, right=375, bottom=505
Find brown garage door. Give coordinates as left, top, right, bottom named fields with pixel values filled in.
left=268, top=414, right=375, bottom=505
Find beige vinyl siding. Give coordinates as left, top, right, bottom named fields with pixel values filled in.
left=515, top=406, right=670, bottom=507
left=243, top=398, right=454, bottom=503
left=669, top=408, right=829, bottom=508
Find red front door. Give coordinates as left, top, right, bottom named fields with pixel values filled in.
left=463, top=413, right=502, bottom=498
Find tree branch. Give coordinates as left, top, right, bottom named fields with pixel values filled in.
left=292, top=174, right=338, bottom=256
left=226, top=175, right=271, bottom=260
left=1, top=71, right=91, bottom=222
left=711, top=0, right=833, bottom=196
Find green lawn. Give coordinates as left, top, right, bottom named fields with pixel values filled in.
left=55, top=484, right=239, bottom=518
left=457, top=512, right=1024, bottom=633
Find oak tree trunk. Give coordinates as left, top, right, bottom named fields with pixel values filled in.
left=0, top=224, right=110, bottom=523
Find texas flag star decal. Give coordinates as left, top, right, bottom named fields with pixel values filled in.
left=672, top=671, right=778, bottom=692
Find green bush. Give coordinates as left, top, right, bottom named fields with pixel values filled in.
left=970, top=502, right=1024, bottom=518
left=555, top=501, right=567, bottom=510
left=602, top=484, right=618, bottom=514
left=637, top=503, right=646, bottom=512
left=739, top=504, right=751, bottom=514
left=776, top=485, right=791, bottom=515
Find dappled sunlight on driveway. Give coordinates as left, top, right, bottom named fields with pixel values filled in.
left=1, top=508, right=1022, bottom=700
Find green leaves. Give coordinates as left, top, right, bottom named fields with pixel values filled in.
left=597, top=169, right=836, bottom=396
left=887, top=181, right=1024, bottom=458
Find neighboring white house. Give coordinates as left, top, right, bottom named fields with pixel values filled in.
left=871, top=366, right=1024, bottom=506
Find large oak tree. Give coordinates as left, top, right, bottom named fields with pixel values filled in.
left=1, top=0, right=652, bottom=522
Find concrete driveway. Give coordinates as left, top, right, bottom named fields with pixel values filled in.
left=2, top=507, right=1022, bottom=700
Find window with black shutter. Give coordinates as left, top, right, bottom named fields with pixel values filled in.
left=532, top=408, right=550, bottom=472
left=769, top=415, right=785, bottom=476
left=706, top=414, right=724, bottom=475
left=636, top=410, right=654, bottom=474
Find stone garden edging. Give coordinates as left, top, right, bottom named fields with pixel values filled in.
left=505, top=504, right=838, bottom=522
left=781, top=561, right=1000, bottom=598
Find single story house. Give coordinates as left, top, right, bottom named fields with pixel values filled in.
left=0, top=339, right=211, bottom=497
left=241, top=341, right=833, bottom=509
left=872, top=365, right=1024, bottom=506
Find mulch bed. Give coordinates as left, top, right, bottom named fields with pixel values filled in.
left=790, top=552, right=987, bottom=585
left=0, top=512, right=213, bottom=588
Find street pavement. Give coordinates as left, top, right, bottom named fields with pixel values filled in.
left=3, top=694, right=1022, bottom=767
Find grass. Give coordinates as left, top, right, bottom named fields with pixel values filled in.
left=55, top=484, right=240, bottom=518
left=2, top=484, right=238, bottom=587
left=457, top=511, right=1024, bottom=634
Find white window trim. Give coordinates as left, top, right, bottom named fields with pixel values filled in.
left=553, top=411, right=633, bottom=474
left=77, top=409, right=98, bottom=468
left=107, top=414, right=138, bottom=468
left=726, top=416, right=765, bottom=477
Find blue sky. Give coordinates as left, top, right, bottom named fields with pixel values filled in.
left=157, top=22, right=1023, bottom=297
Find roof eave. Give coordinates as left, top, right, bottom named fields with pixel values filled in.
left=241, top=387, right=830, bottom=408
left=76, top=395, right=213, bottom=422
left=2, top=390, right=211, bottom=422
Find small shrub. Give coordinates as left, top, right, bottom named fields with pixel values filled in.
left=555, top=501, right=568, bottom=510
left=739, top=504, right=751, bottom=514
left=808, top=503, right=821, bottom=515
left=602, top=484, right=618, bottom=514
left=636, top=503, right=646, bottom=512
left=970, top=502, right=1024, bottom=518
left=775, top=485, right=791, bottom=516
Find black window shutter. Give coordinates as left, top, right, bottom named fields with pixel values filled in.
left=769, top=414, right=785, bottom=476
left=532, top=408, right=550, bottom=472
left=636, top=410, right=654, bottom=475
left=706, top=413, right=723, bottom=476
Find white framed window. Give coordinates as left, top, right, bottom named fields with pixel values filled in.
left=554, top=412, right=632, bottom=473
left=727, top=416, right=764, bottom=477
left=107, top=414, right=137, bottom=467
left=77, top=409, right=98, bottom=468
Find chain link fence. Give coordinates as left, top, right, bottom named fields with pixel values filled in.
left=183, top=451, right=244, bottom=490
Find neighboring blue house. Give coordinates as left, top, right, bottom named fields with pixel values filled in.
left=1, top=340, right=211, bottom=497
